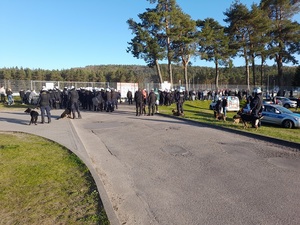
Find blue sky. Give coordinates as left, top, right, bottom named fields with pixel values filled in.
left=0, top=0, right=299, bottom=70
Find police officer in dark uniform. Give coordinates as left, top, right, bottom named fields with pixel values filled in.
left=105, top=88, right=113, bottom=112
left=62, top=87, right=69, bottom=109
left=111, top=88, right=118, bottom=110
left=250, top=87, right=263, bottom=128
left=175, top=89, right=185, bottom=116
left=68, top=86, right=82, bottom=119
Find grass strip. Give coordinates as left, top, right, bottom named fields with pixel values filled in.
left=158, top=100, right=300, bottom=144
left=0, top=132, right=109, bottom=225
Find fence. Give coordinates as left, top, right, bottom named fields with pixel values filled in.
left=1, top=79, right=299, bottom=98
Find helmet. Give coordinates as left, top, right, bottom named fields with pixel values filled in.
left=253, top=87, right=262, bottom=94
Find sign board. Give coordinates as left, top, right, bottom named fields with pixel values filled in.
left=117, top=82, right=139, bottom=98
left=161, top=81, right=171, bottom=91
left=45, top=82, right=55, bottom=90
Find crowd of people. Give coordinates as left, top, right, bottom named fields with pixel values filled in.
left=2, top=84, right=299, bottom=127
left=18, top=86, right=122, bottom=124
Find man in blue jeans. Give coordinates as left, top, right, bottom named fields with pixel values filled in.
left=37, top=87, right=51, bottom=124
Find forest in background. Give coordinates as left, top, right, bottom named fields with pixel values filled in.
left=0, top=64, right=299, bottom=90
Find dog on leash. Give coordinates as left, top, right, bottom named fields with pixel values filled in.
left=236, top=110, right=253, bottom=129
left=236, top=110, right=263, bottom=130
left=57, top=108, right=72, bottom=119
left=24, top=108, right=39, bottom=125
left=232, top=114, right=241, bottom=124
left=214, top=110, right=226, bottom=121
left=172, top=109, right=184, bottom=116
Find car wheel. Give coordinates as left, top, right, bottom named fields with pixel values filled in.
left=283, top=103, right=290, bottom=108
left=282, top=120, right=293, bottom=128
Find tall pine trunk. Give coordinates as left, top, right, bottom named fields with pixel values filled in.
left=155, top=59, right=163, bottom=84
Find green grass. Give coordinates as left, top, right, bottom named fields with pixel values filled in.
left=159, top=100, right=300, bottom=144
left=0, top=132, right=109, bottom=225
left=0, top=96, right=29, bottom=110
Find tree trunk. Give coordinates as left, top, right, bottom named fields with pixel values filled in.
left=251, top=54, right=256, bottom=86
left=276, top=54, right=284, bottom=96
left=244, top=46, right=250, bottom=91
left=167, top=37, right=173, bottom=87
left=260, top=56, right=264, bottom=88
left=155, top=59, right=163, bottom=84
left=182, top=55, right=190, bottom=91
left=215, top=61, right=219, bottom=92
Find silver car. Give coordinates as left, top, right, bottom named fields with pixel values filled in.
left=262, top=104, right=300, bottom=128
left=274, top=96, right=297, bottom=108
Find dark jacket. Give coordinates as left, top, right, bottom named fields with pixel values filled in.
left=250, top=94, right=263, bottom=117
left=148, top=91, right=156, bottom=104
left=134, top=90, right=143, bottom=103
left=127, top=91, right=132, bottom=98
left=38, top=90, right=51, bottom=107
left=68, top=89, right=79, bottom=103
left=106, top=91, right=112, bottom=101
left=175, top=91, right=184, bottom=103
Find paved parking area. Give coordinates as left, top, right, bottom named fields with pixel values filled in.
left=1, top=105, right=300, bottom=225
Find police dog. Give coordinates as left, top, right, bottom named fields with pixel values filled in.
left=214, top=110, right=226, bottom=121
left=172, top=109, right=184, bottom=116
left=232, top=114, right=241, bottom=124
left=236, top=110, right=253, bottom=129
left=24, top=108, right=39, bottom=125
left=236, top=110, right=263, bottom=130
left=57, top=108, right=72, bottom=119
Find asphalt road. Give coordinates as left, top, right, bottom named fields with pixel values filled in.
left=1, top=104, right=300, bottom=225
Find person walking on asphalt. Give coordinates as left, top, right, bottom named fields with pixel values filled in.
left=37, top=86, right=51, bottom=124
left=68, top=86, right=82, bottom=119
left=134, top=88, right=143, bottom=116
left=127, top=90, right=133, bottom=105
left=147, top=88, right=156, bottom=116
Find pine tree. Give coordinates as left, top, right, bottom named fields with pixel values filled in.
left=197, top=18, right=230, bottom=92
left=224, top=1, right=252, bottom=90
left=127, top=8, right=165, bottom=84
left=170, top=9, right=197, bottom=90
left=260, top=0, right=300, bottom=95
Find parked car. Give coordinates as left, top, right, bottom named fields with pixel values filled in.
left=261, top=104, right=300, bottom=128
left=209, top=96, right=240, bottom=112
left=274, top=96, right=297, bottom=108
left=289, top=97, right=298, bottom=102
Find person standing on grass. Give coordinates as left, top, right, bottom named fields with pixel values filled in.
left=222, top=96, right=228, bottom=119
left=175, top=89, right=185, bottom=116
left=6, top=88, right=14, bottom=105
left=296, top=97, right=300, bottom=111
left=250, top=87, right=263, bottom=128
left=0, top=86, right=6, bottom=103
